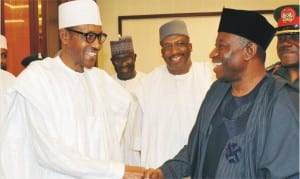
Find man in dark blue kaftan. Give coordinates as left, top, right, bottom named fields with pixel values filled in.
left=145, top=8, right=299, bottom=179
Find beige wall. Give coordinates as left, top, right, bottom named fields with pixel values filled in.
left=97, top=0, right=298, bottom=75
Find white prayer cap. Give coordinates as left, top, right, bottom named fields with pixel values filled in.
left=0, top=34, right=7, bottom=50
left=58, top=0, right=102, bottom=29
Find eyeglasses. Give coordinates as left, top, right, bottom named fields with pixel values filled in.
left=66, top=28, right=107, bottom=44
left=161, top=41, right=189, bottom=51
left=277, top=33, right=299, bottom=42
left=112, top=56, right=134, bottom=65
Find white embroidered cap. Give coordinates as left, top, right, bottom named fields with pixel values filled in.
left=0, top=34, right=7, bottom=49
left=58, top=0, right=102, bottom=29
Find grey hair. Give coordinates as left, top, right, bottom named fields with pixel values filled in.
left=237, top=36, right=266, bottom=63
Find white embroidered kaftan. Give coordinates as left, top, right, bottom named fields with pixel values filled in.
left=112, top=72, right=146, bottom=166
left=112, top=72, right=146, bottom=97
left=0, top=57, right=132, bottom=179
left=135, top=62, right=214, bottom=168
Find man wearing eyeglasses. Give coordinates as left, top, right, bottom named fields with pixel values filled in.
left=267, top=4, right=299, bottom=90
left=63, top=28, right=107, bottom=69
left=0, top=0, right=145, bottom=179
left=134, top=19, right=214, bottom=169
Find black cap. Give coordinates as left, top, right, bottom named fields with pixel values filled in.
left=218, top=8, right=275, bottom=50
left=21, top=53, right=44, bottom=67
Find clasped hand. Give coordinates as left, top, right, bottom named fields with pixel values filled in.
left=123, top=166, right=164, bottom=179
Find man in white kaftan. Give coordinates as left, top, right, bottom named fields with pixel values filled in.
left=0, top=69, right=15, bottom=120
left=0, top=34, right=9, bottom=71
left=0, top=0, right=145, bottom=178
left=0, top=56, right=129, bottom=179
left=135, top=20, right=214, bottom=168
left=110, top=36, right=146, bottom=97
left=110, top=36, right=146, bottom=166
left=0, top=34, right=15, bottom=121
left=112, top=71, right=145, bottom=166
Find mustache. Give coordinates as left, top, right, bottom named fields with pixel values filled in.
left=88, top=47, right=99, bottom=53
left=278, top=46, right=296, bottom=53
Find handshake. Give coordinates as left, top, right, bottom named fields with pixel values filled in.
left=123, top=165, right=164, bottom=179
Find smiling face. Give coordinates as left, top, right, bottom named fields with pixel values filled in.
left=160, top=35, right=192, bottom=75
left=60, top=24, right=103, bottom=72
left=111, top=53, right=136, bottom=80
left=277, top=33, right=299, bottom=68
left=209, top=32, right=249, bottom=82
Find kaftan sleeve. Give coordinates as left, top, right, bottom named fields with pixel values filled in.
left=258, top=87, right=299, bottom=178
left=1, top=93, right=124, bottom=179
left=159, top=145, right=192, bottom=178
left=130, top=97, right=142, bottom=153
left=120, top=96, right=142, bottom=166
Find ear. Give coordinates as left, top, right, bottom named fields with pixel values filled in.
left=188, top=42, right=193, bottom=52
left=161, top=48, right=164, bottom=57
left=59, top=29, right=69, bottom=45
left=243, top=42, right=257, bottom=61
